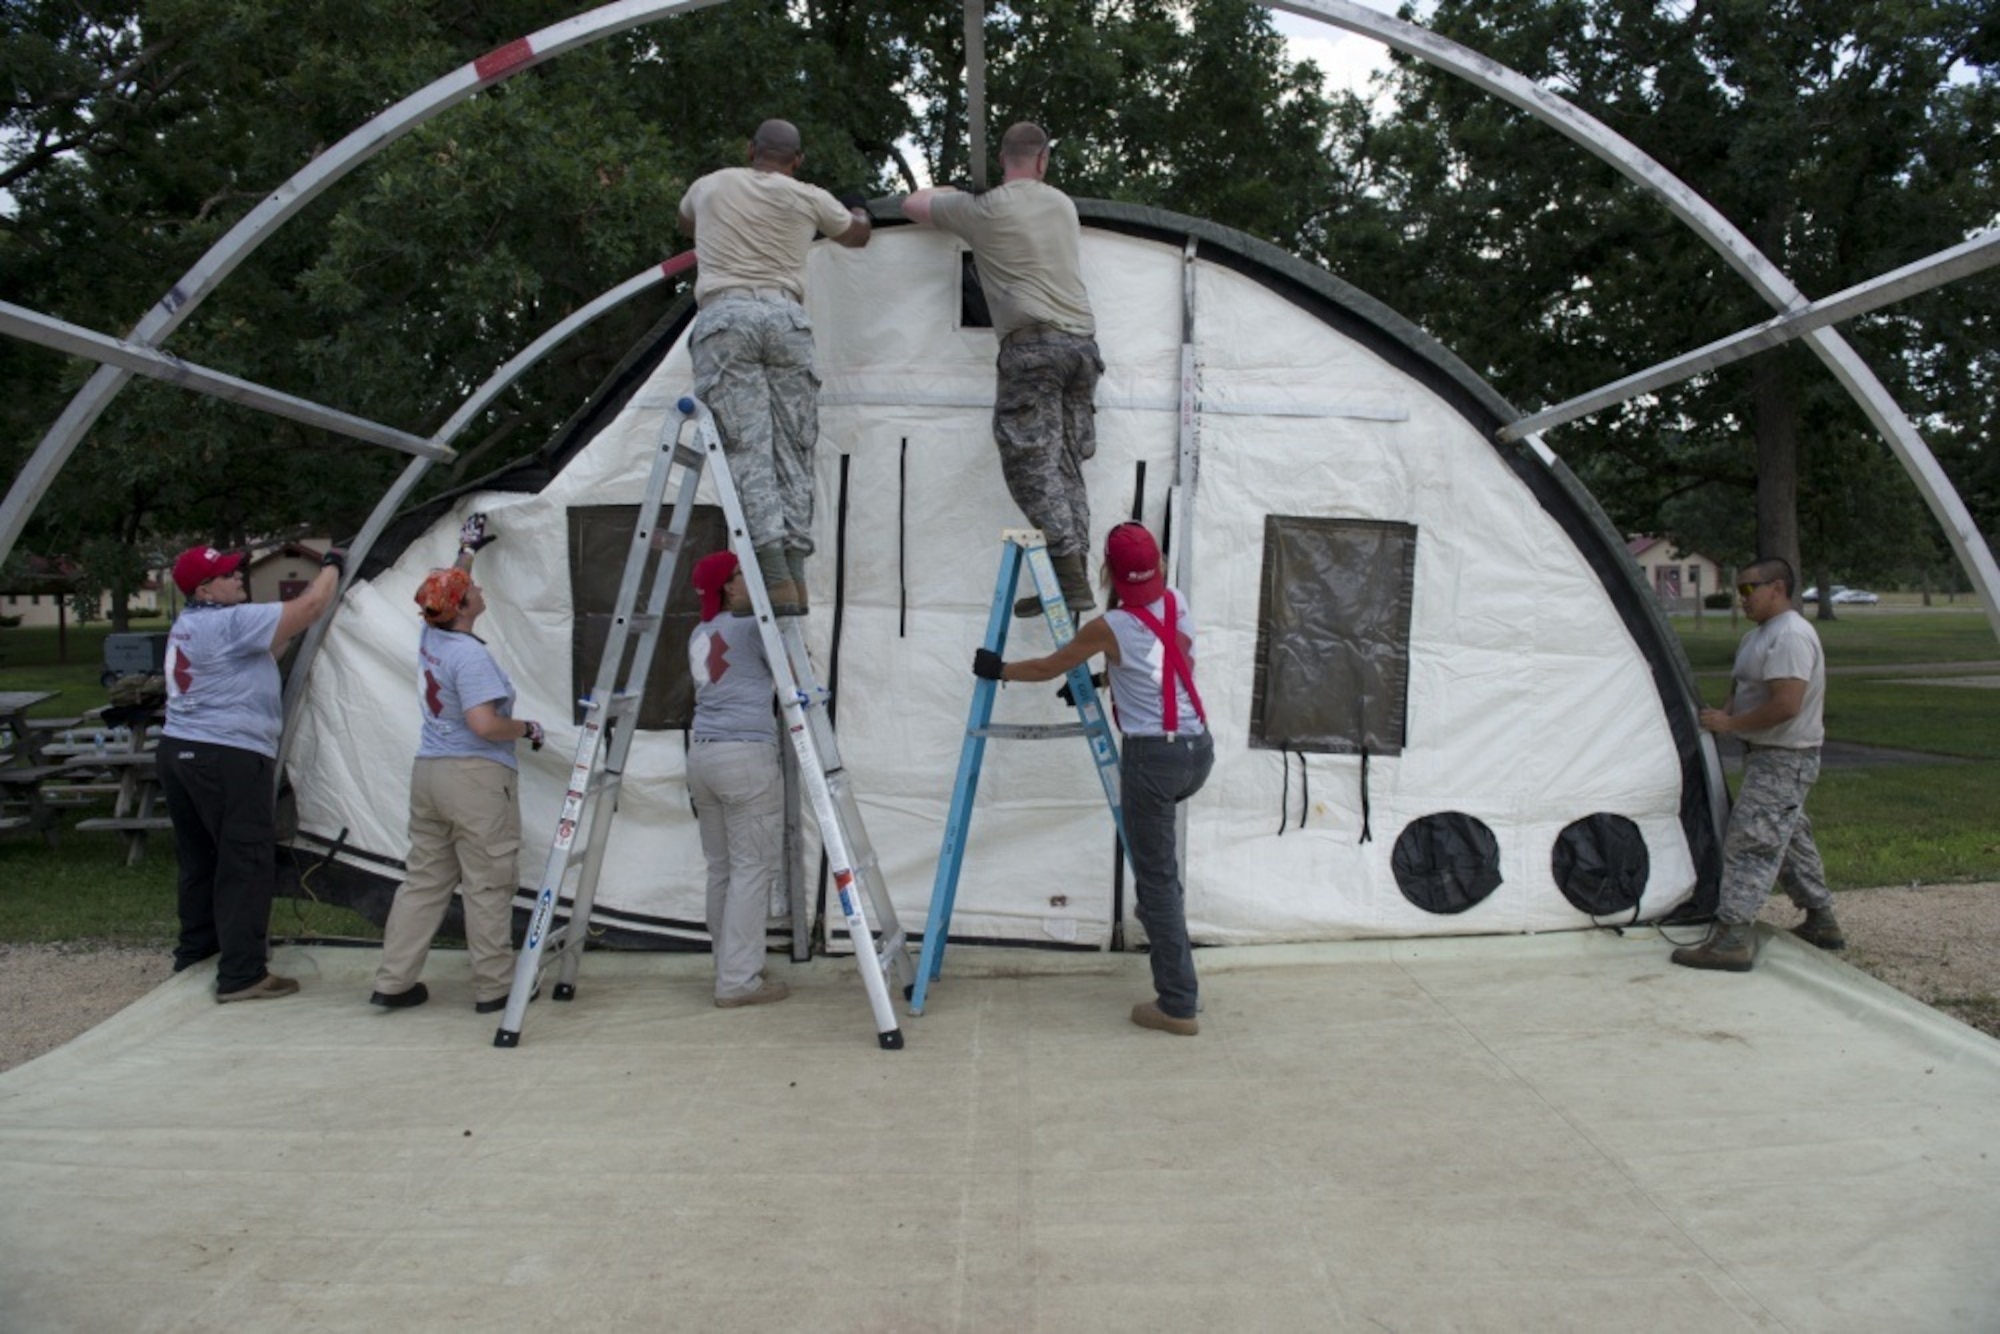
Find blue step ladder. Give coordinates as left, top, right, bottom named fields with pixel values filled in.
left=909, top=529, right=1125, bottom=1015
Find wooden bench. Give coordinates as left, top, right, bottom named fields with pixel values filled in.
left=0, top=765, right=67, bottom=847
left=63, top=752, right=167, bottom=865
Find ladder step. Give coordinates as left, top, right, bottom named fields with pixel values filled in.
left=974, top=722, right=1092, bottom=741
left=627, top=612, right=661, bottom=632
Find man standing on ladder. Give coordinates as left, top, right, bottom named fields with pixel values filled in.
left=678, top=118, right=872, bottom=614
left=903, top=122, right=1103, bottom=618
left=972, top=524, right=1214, bottom=1036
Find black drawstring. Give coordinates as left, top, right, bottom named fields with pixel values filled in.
left=897, top=437, right=908, bottom=638
left=1359, top=747, right=1373, bottom=843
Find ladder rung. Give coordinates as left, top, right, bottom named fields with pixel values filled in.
left=974, top=723, right=1090, bottom=741
left=672, top=441, right=703, bottom=468
left=627, top=612, right=661, bottom=633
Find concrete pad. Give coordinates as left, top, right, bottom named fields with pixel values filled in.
left=3, top=928, right=1998, bottom=1332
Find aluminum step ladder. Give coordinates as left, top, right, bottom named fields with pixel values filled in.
left=493, top=395, right=912, bottom=1049
left=908, top=529, right=1124, bottom=1015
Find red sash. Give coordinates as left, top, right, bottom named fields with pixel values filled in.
left=1122, top=595, right=1207, bottom=734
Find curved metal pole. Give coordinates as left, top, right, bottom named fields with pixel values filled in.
left=276, top=252, right=696, bottom=767
left=0, top=0, right=725, bottom=566
left=1267, top=0, right=2000, bottom=640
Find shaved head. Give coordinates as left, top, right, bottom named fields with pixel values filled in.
left=999, top=122, right=1049, bottom=165
left=752, top=119, right=803, bottom=165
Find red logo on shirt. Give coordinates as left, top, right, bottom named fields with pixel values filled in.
left=172, top=652, right=193, bottom=695
left=424, top=669, right=444, bottom=716
left=706, top=632, right=730, bottom=683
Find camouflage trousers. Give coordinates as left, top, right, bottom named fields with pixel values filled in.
left=690, top=294, right=820, bottom=553
left=993, top=332, right=1103, bottom=558
left=1717, top=745, right=1832, bottom=924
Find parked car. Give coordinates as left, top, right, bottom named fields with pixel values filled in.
left=1799, top=585, right=1879, bottom=605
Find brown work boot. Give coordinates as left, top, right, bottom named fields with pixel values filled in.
left=1790, top=905, right=1847, bottom=951
left=763, top=580, right=807, bottom=616
left=217, top=972, right=301, bottom=1003
left=1670, top=922, right=1756, bottom=972
left=716, top=978, right=790, bottom=1009
left=1131, top=1000, right=1199, bottom=1036
left=1014, top=552, right=1096, bottom=619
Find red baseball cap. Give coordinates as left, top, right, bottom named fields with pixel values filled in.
left=691, top=550, right=740, bottom=623
left=172, top=545, right=246, bottom=596
left=1105, top=523, right=1165, bottom=607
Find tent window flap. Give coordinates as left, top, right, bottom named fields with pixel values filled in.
left=566, top=504, right=725, bottom=729
left=1250, top=515, right=1416, bottom=755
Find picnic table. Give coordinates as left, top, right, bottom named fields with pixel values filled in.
left=64, top=708, right=171, bottom=866
left=0, top=690, right=64, bottom=846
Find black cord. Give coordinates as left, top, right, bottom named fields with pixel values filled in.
left=897, top=437, right=908, bottom=638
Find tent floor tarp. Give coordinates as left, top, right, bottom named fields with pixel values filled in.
left=3, top=931, right=1996, bottom=1332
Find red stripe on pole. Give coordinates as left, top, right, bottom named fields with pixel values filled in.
left=659, top=251, right=697, bottom=279
left=474, top=38, right=536, bottom=83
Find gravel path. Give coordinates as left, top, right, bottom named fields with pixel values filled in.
left=4, top=883, right=1996, bottom=1073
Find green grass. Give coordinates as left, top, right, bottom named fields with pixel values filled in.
left=1675, top=604, right=2000, bottom=674
left=1809, top=766, right=2000, bottom=889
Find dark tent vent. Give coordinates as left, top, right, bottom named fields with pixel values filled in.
left=1392, top=813, right=1502, bottom=915
left=1551, top=813, right=1650, bottom=918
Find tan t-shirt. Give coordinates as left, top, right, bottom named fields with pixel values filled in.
left=1730, top=608, right=1826, bottom=748
left=680, top=167, right=855, bottom=304
left=927, top=180, right=1094, bottom=340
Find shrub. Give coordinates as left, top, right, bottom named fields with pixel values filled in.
left=1703, top=591, right=1732, bottom=609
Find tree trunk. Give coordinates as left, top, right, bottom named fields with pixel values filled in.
left=1749, top=352, right=1802, bottom=579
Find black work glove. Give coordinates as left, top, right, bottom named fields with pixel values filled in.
left=1056, top=672, right=1107, bottom=707
left=837, top=191, right=870, bottom=212
left=972, top=648, right=1005, bottom=682
left=320, top=547, right=347, bottom=573
left=458, top=512, right=497, bottom=553
left=522, top=720, right=545, bottom=751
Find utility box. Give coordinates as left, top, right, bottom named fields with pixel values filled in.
left=102, top=631, right=169, bottom=683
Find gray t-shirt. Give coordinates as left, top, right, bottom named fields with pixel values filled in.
left=1731, top=608, right=1825, bottom=748
left=415, top=625, right=519, bottom=769
left=927, top=180, right=1094, bottom=340
left=689, top=616, right=777, bottom=744
left=163, top=602, right=285, bottom=758
left=680, top=167, right=856, bottom=304
left=1105, top=590, right=1206, bottom=738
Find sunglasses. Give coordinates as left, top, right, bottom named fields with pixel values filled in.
left=1736, top=578, right=1778, bottom=598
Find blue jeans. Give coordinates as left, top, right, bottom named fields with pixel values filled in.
left=1121, top=732, right=1214, bottom=1020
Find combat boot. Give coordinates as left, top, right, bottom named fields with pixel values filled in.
left=1790, top=905, right=1847, bottom=951
left=1670, top=921, right=1756, bottom=972
left=754, top=546, right=805, bottom=617
left=1014, top=552, right=1097, bottom=619
left=784, top=549, right=811, bottom=615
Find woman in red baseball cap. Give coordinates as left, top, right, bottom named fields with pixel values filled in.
left=971, top=522, right=1214, bottom=1036
left=158, top=538, right=345, bottom=1002
left=684, top=549, right=789, bottom=1007
left=371, top=514, right=544, bottom=1014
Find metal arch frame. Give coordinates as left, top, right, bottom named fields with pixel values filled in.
left=0, top=0, right=1991, bottom=641
left=1266, top=0, right=1999, bottom=641
left=0, top=0, right=727, bottom=566
left=274, top=252, right=694, bottom=761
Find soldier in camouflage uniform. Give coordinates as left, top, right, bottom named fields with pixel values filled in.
left=902, top=121, right=1102, bottom=617
left=678, top=119, right=871, bottom=614
left=1675, top=556, right=1846, bottom=971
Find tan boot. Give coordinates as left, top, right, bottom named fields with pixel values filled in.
left=1670, top=922, right=1756, bottom=972
left=1790, top=905, right=1846, bottom=951
left=754, top=546, right=805, bottom=616
left=1014, top=552, right=1095, bottom=618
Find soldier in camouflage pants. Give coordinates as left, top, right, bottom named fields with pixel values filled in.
left=994, top=329, right=1103, bottom=561
left=690, top=293, right=820, bottom=558
left=1717, top=746, right=1833, bottom=924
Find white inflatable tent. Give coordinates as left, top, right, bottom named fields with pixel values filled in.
left=283, top=202, right=1724, bottom=954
